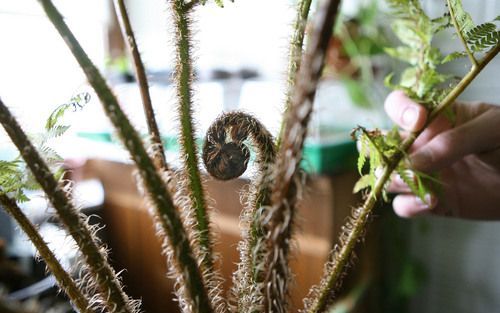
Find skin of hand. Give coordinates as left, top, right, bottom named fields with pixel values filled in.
left=385, top=90, right=500, bottom=220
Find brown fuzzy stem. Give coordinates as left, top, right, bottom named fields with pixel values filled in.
left=170, top=0, right=215, bottom=275
left=0, top=99, right=134, bottom=313
left=276, top=0, right=313, bottom=149
left=202, top=111, right=276, bottom=312
left=35, top=1, right=214, bottom=311
left=303, top=43, right=500, bottom=313
left=0, top=191, right=93, bottom=313
left=113, top=0, right=168, bottom=171
left=260, top=1, right=341, bottom=312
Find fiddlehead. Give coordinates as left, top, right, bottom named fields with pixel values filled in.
left=203, top=111, right=275, bottom=181
left=202, top=111, right=276, bottom=312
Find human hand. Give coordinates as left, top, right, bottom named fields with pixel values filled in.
left=385, top=90, right=500, bottom=219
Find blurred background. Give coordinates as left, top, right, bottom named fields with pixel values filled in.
left=0, top=0, right=499, bottom=312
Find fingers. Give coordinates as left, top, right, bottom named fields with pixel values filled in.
left=384, top=90, right=428, bottom=132
left=411, top=108, right=500, bottom=172
left=388, top=175, right=437, bottom=218
left=392, top=194, right=437, bottom=218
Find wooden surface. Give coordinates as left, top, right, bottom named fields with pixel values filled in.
left=79, top=159, right=363, bottom=312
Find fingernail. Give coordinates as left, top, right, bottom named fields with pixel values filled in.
left=416, top=194, right=433, bottom=209
left=411, top=149, right=432, bottom=170
left=402, top=106, right=418, bottom=128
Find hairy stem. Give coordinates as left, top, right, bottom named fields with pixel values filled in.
left=262, top=0, right=342, bottom=312
left=0, top=191, right=93, bottom=313
left=202, top=112, right=276, bottom=312
left=38, top=1, right=212, bottom=311
left=170, top=0, right=214, bottom=275
left=276, top=0, right=313, bottom=149
left=113, top=0, right=168, bottom=170
left=446, top=0, right=478, bottom=66
left=304, top=43, right=499, bottom=313
left=0, top=99, right=134, bottom=313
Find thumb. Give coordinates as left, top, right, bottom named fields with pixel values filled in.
left=410, top=108, right=500, bottom=172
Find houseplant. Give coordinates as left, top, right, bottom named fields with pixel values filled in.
left=0, top=0, right=498, bottom=312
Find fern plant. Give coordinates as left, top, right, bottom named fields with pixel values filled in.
left=0, top=0, right=498, bottom=313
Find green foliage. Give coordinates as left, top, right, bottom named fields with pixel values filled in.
left=0, top=93, right=87, bottom=201
left=352, top=127, right=403, bottom=199
left=447, top=0, right=474, bottom=34
left=333, top=1, right=388, bottom=108
left=352, top=124, right=437, bottom=203
left=396, top=168, right=427, bottom=202
left=441, top=51, right=467, bottom=63
left=466, top=23, right=500, bottom=52
left=384, top=0, right=456, bottom=107
left=448, top=0, right=500, bottom=53
left=354, top=0, right=499, bottom=205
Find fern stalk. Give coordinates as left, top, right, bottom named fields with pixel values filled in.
left=276, top=0, right=313, bottom=149
left=113, top=0, right=168, bottom=170
left=303, top=42, right=499, bottom=313
left=446, top=0, right=477, bottom=66
left=170, top=0, right=215, bottom=274
left=261, top=0, right=342, bottom=312
left=201, top=112, right=276, bottom=312
left=0, top=191, right=93, bottom=313
left=38, top=0, right=213, bottom=311
left=0, top=99, right=134, bottom=313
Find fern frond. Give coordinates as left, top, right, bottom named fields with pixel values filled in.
left=357, top=134, right=367, bottom=174
left=466, top=23, right=500, bottom=52
left=396, top=168, right=430, bottom=203
left=447, top=0, right=474, bottom=34
left=353, top=174, right=372, bottom=193
left=441, top=51, right=467, bottom=63
left=432, top=13, right=452, bottom=34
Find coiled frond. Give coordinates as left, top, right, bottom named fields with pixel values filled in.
left=202, top=111, right=276, bottom=312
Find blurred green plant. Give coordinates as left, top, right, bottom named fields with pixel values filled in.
left=326, top=0, right=388, bottom=108
left=0, top=93, right=89, bottom=202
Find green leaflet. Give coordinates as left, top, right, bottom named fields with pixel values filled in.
left=448, top=0, right=499, bottom=53
left=466, top=23, right=500, bottom=52
left=441, top=51, right=467, bottom=63
left=384, top=46, right=419, bottom=65
left=447, top=0, right=474, bottom=35
left=0, top=94, right=85, bottom=202
left=383, top=0, right=460, bottom=107
left=352, top=127, right=402, bottom=196
left=431, top=13, right=452, bottom=34
left=397, top=168, right=428, bottom=202
left=353, top=174, right=373, bottom=194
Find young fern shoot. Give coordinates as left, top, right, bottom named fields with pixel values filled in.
left=113, top=0, right=168, bottom=171
left=202, top=111, right=276, bottom=312
left=38, top=0, right=214, bottom=311
left=261, top=0, right=341, bottom=311
left=303, top=1, right=499, bottom=312
left=277, top=0, right=313, bottom=149
left=169, top=0, right=214, bottom=276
